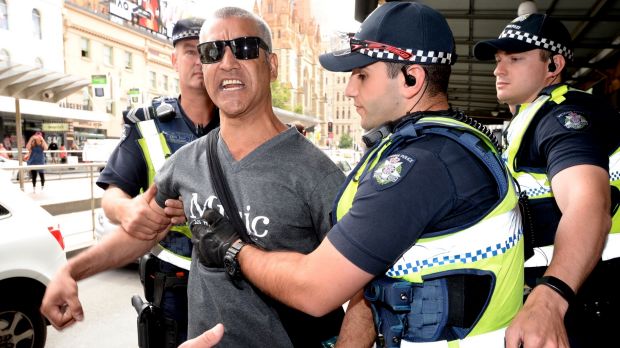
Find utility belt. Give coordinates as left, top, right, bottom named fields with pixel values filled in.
left=133, top=254, right=189, bottom=348
left=365, top=276, right=492, bottom=348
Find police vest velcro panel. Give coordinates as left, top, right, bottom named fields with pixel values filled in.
left=336, top=116, right=524, bottom=344
left=505, top=85, right=620, bottom=261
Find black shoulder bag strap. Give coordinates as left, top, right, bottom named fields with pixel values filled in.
left=206, top=132, right=252, bottom=244
left=205, top=131, right=344, bottom=347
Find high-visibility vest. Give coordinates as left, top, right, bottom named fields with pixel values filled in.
left=335, top=115, right=524, bottom=346
left=504, top=84, right=620, bottom=264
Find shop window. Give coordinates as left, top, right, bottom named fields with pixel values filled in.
left=103, top=45, right=113, bottom=66
left=32, top=9, right=41, bottom=40
left=80, top=37, right=90, bottom=58
left=0, top=0, right=8, bottom=30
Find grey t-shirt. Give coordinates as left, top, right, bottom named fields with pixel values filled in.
left=155, top=127, right=344, bottom=347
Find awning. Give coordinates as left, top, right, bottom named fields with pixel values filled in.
left=273, top=107, right=322, bottom=127
left=0, top=63, right=90, bottom=103
left=0, top=95, right=109, bottom=123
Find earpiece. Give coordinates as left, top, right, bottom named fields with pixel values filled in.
left=405, top=74, right=417, bottom=86
left=401, top=65, right=416, bottom=86
left=548, top=58, right=557, bottom=73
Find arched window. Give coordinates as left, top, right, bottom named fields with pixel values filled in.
left=0, top=49, right=10, bottom=68
left=32, top=9, right=41, bottom=39
left=0, top=0, right=8, bottom=30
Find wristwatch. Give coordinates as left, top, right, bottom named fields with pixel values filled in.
left=223, top=239, right=246, bottom=279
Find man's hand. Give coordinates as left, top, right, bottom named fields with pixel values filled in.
left=504, top=285, right=570, bottom=348
left=190, top=209, right=240, bottom=267
left=40, top=264, right=84, bottom=330
left=178, top=324, right=225, bottom=348
left=117, top=185, right=171, bottom=240
left=164, top=197, right=186, bottom=225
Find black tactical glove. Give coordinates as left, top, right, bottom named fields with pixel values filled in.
left=189, top=209, right=240, bottom=268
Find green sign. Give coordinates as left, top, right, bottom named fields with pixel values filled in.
left=91, top=75, right=107, bottom=85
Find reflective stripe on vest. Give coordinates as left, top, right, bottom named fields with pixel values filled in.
left=335, top=116, right=524, bottom=341
left=400, top=327, right=506, bottom=348
left=504, top=85, right=620, bottom=262
left=136, top=119, right=192, bottom=270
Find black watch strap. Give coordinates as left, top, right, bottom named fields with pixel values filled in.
left=536, top=276, right=575, bottom=304
left=224, top=239, right=246, bottom=279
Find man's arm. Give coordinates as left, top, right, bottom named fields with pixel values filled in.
left=41, top=197, right=170, bottom=329
left=102, top=184, right=172, bottom=240
left=335, top=290, right=376, bottom=348
left=505, top=164, right=611, bottom=348
left=238, top=237, right=374, bottom=317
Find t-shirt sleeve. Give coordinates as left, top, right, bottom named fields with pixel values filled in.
left=536, top=105, right=609, bottom=179
left=96, top=124, right=148, bottom=196
left=154, top=152, right=179, bottom=209
left=327, top=148, right=455, bottom=275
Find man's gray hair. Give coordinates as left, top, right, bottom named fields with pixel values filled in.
left=202, top=7, right=273, bottom=52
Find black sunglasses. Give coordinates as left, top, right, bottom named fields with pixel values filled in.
left=197, top=36, right=271, bottom=64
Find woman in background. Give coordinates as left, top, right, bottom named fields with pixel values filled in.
left=26, top=131, right=47, bottom=192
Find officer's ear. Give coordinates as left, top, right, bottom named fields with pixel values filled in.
left=171, top=50, right=179, bottom=72
left=401, top=65, right=426, bottom=98
left=548, top=54, right=566, bottom=79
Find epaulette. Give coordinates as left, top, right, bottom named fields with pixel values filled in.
left=122, top=104, right=156, bottom=125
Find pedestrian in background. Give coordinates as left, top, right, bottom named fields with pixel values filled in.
left=0, top=143, right=8, bottom=159
left=26, top=131, right=47, bottom=192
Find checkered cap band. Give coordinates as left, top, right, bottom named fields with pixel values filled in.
left=358, top=47, right=453, bottom=65
left=499, top=29, right=573, bottom=60
left=386, top=228, right=522, bottom=277
left=172, top=29, right=201, bottom=43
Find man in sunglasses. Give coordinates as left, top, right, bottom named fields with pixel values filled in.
left=191, top=2, right=526, bottom=347
left=41, top=6, right=345, bottom=348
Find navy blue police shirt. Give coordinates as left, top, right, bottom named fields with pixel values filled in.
left=511, top=84, right=620, bottom=246
left=97, top=97, right=219, bottom=196
left=327, top=128, right=500, bottom=275
left=513, top=84, right=619, bottom=179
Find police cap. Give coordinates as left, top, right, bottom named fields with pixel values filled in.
left=171, top=17, right=204, bottom=46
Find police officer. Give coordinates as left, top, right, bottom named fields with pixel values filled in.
left=193, top=2, right=524, bottom=347
left=97, top=17, right=219, bottom=346
left=474, top=13, right=620, bottom=348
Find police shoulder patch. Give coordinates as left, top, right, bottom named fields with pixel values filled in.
left=372, top=153, right=416, bottom=190
left=556, top=111, right=589, bottom=130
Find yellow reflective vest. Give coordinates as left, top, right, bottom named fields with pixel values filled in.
left=336, top=115, right=524, bottom=344
left=504, top=84, right=620, bottom=262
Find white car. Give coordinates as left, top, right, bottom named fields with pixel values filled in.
left=0, top=179, right=67, bottom=348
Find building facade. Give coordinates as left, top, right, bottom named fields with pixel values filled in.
left=0, top=0, right=107, bottom=152
left=63, top=0, right=179, bottom=140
